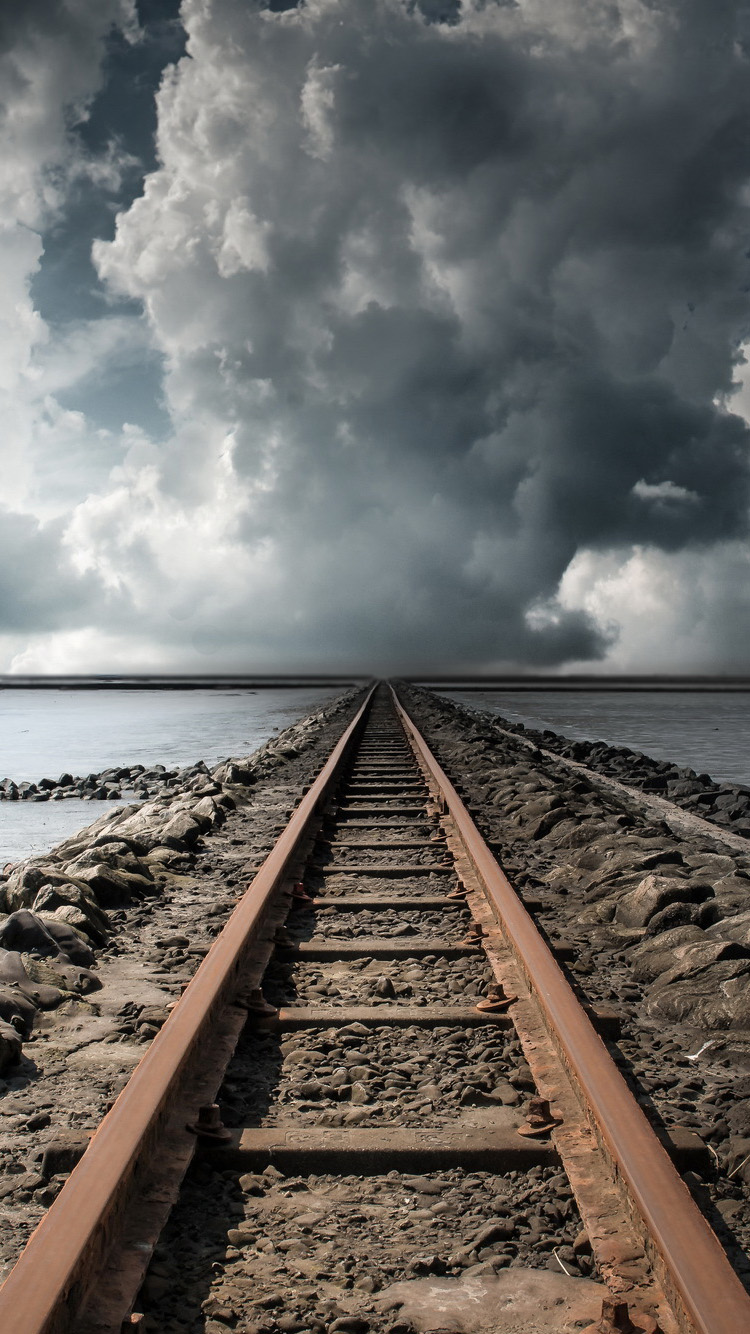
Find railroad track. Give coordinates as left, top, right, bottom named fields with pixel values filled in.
left=0, top=684, right=749, bottom=1334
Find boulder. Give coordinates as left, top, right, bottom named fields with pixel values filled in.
left=21, top=954, right=101, bottom=995
left=64, top=844, right=152, bottom=880
left=191, top=795, right=224, bottom=826
left=644, top=900, right=704, bottom=936
left=630, top=926, right=706, bottom=982
left=4, top=864, right=63, bottom=912
left=0, top=984, right=37, bottom=1037
left=34, top=914, right=96, bottom=966
left=706, top=909, right=750, bottom=950
left=0, top=949, right=63, bottom=1008
left=95, top=805, right=170, bottom=852
left=0, top=948, right=32, bottom=985
left=61, top=862, right=153, bottom=908
left=529, top=806, right=573, bottom=840
left=712, top=876, right=750, bottom=914
left=614, top=875, right=711, bottom=929
left=90, top=832, right=148, bottom=855
left=0, top=910, right=63, bottom=958
left=0, top=1019, right=22, bottom=1072
left=32, top=884, right=109, bottom=943
left=644, top=940, right=750, bottom=1029
left=212, top=760, right=256, bottom=786
left=160, top=811, right=204, bottom=848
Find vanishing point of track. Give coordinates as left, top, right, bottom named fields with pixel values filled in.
left=0, top=683, right=748, bottom=1334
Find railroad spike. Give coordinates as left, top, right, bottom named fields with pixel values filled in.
left=476, top=982, right=517, bottom=1013
left=447, top=885, right=468, bottom=900
left=186, top=1103, right=233, bottom=1146
left=460, top=921, right=484, bottom=945
left=516, top=1095, right=563, bottom=1138
left=291, top=880, right=314, bottom=905
left=236, top=988, right=278, bottom=1019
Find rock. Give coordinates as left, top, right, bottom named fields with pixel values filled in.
left=0, top=1018, right=22, bottom=1071
left=615, top=875, right=711, bottom=929
left=725, top=1136, right=750, bottom=1185
left=4, top=864, right=64, bottom=912
left=40, top=1132, right=91, bottom=1178
left=706, top=909, right=750, bottom=948
left=530, top=807, right=573, bottom=840
left=0, top=984, right=37, bottom=1036
left=0, top=909, right=64, bottom=958
left=212, top=760, right=256, bottom=786
left=160, top=811, right=204, bottom=848
left=0, top=948, right=32, bottom=986
left=192, top=795, right=224, bottom=826
left=21, top=955, right=102, bottom=995
left=375, top=975, right=396, bottom=998
left=712, top=876, right=750, bottom=913
left=64, top=843, right=152, bottom=879
left=34, top=912, right=97, bottom=965
left=63, top=862, right=152, bottom=908
left=470, top=1219, right=516, bottom=1249
left=645, top=900, right=703, bottom=936
left=631, top=926, right=706, bottom=983
left=645, top=941, right=750, bottom=1028
left=31, top=886, right=109, bottom=945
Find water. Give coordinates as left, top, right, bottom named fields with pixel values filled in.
left=0, top=686, right=338, bottom=864
left=443, top=689, right=750, bottom=788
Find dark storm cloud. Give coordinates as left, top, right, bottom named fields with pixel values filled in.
left=85, top=0, right=750, bottom=671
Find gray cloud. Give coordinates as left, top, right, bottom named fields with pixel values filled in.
left=0, top=509, right=114, bottom=633
left=8, top=0, right=750, bottom=673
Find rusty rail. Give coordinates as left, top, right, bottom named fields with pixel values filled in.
left=0, top=685, right=375, bottom=1334
left=3, top=681, right=750, bottom=1334
left=392, top=686, right=750, bottom=1334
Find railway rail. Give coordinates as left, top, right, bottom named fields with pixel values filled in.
left=0, top=683, right=749, bottom=1333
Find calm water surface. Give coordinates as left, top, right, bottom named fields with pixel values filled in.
left=444, top=690, right=750, bottom=789
left=0, top=686, right=337, bottom=864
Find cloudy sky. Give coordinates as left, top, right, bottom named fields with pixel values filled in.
left=3, top=0, right=750, bottom=676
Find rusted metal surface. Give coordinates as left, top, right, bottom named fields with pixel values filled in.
left=392, top=686, right=750, bottom=1334
left=0, top=686, right=376, bottom=1334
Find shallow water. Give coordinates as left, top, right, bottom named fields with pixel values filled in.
left=444, top=689, right=750, bottom=788
left=0, top=686, right=337, bottom=863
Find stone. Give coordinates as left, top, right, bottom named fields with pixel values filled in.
left=160, top=811, right=204, bottom=848
left=0, top=1019, right=22, bottom=1071
left=615, top=874, right=711, bottom=929
left=212, top=760, right=256, bottom=786
left=630, top=926, right=706, bottom=983
left=40, top=1133, right=91, bottom=1178
left=35, top=910, right=98, bottom=963
left=0, top=984, right=37, bottom=1036
left=31, top=886, right=109, bottom=945
left=645, top=900, right=702, bottom=936
left=470, top=1220, right=516, bottom=1249
left=712, top=876, right=750, bottom=913
left=4, top=865, right=64, bottom=912
left=22, top=955, right=102, bottom=995
left=62, top=862, right=153, bottom=908
left=0, top=909, right=64, bottom=957
left=192, top=795, right=224, bottom=825
left=645, top=942, right=750, bottom=1028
